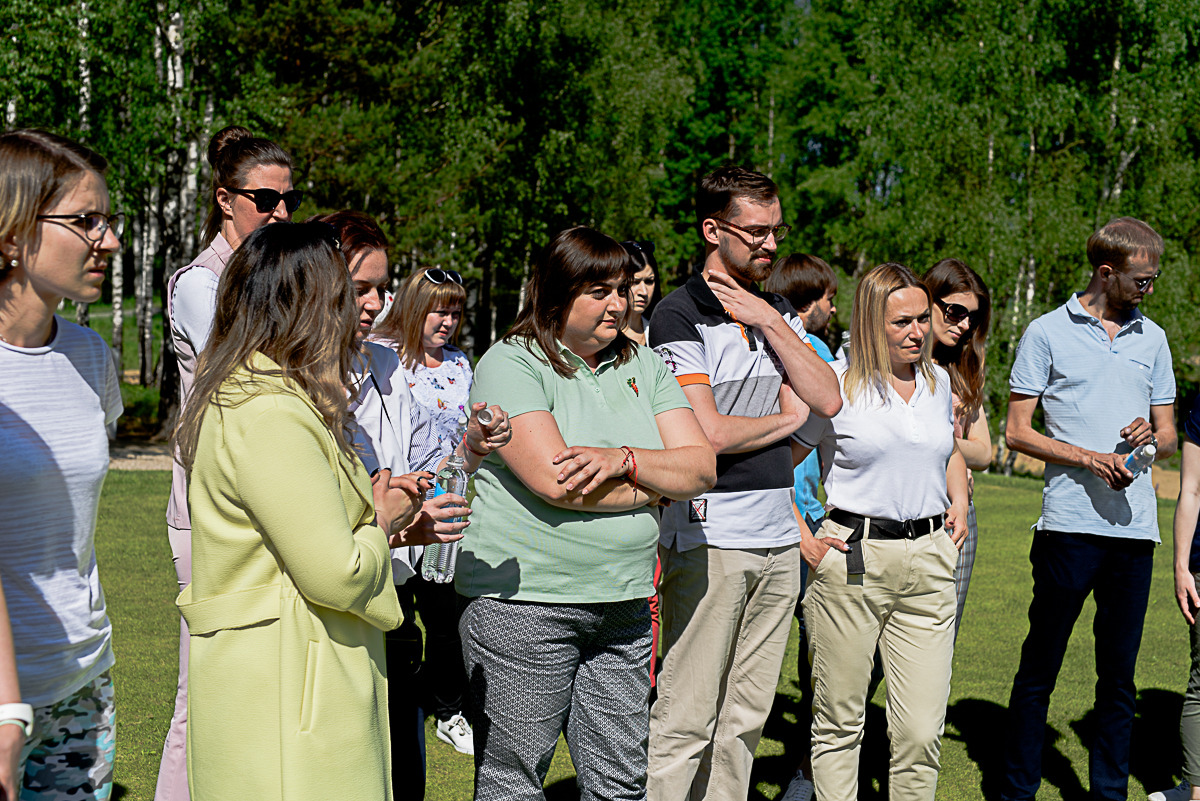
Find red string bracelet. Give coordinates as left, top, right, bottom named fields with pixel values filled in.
left=619, top=446, right=638, bottom=495
left=464, top=440, right=489, bottom=459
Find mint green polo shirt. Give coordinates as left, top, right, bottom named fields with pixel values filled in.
left=456, top=338, right=691, bottom=603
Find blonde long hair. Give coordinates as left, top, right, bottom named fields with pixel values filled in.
left=844, top=262, right=937, bottom=405
left=174, top=222, right=360, bottom=471
left=373, top=268, right=467, bottom=370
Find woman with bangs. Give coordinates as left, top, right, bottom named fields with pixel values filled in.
left=174, top=222, right=425, bottom=801
left=793, top=263, right=971, bottom=801
left=371, top=267, right=479, bottom=754
left=458, top=227, right=715, bottom=800
left=922, top=258, right=992, bottom=636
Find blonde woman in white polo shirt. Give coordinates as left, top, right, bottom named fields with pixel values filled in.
left=793, top=262, right=971, bottom=801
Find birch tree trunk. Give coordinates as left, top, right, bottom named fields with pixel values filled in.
left=137, top=187, right=160, bottom=385
left=74, top=0, right=92, bottom=327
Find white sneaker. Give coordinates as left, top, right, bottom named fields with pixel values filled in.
left=435, top=713, right=475, bottom=756
left=781, top=771, right=815, bottom=801
left=1149, top=780, right=1192, bottom=801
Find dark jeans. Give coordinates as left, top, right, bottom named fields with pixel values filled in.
left=1001, top=531, right=1155, bottom=801
left=402, top=572, right=470, bottom=720
left=387, top=584, right=427, bottom=801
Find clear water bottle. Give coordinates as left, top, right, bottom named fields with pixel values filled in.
left=1124, top=443, right=1157, bottom=473
left=421, top=409, right=493, bottom=584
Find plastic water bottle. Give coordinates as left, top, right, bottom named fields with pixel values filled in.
left=1124, top=443, right=1157, bottom=474
left=421, top=408, right=493, bottom=583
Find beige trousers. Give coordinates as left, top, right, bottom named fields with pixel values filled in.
left=802, top=517, right=957, bottom=801
left=648, top=541, right=803, bottom=801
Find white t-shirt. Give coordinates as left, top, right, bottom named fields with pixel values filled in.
left=794, top=359, right=954, bottom=522
left=0, top=318, right=123, bottom=705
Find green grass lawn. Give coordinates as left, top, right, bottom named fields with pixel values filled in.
left=97, top=471, right=1189, bottom=800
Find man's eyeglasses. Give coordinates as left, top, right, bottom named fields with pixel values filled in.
left=1129, top=269, right=1162, bottom=291
left=710, top=217, right=791, bottom=246
left=36, top=212, right=125, bottom=243
left=422, top=269, right=463, bottom=285
left=935, top=298, right=980, bottom=326
left=228, top=187, right=304, bottom=214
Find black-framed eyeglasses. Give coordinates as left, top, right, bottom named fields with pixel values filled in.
left=1129, top=269, right=1162, bottom=291
left=307, top=220, right=342, bottom=251
left=621, top=240, right=656, bottom=255
left=934, top=297, right=980, bottom=326
left=228, top=187, right=304, bottom=214
left=36, top=212, right=125, bottom=243
left=710, top=216, right=791, bottom=246
left=422, top=268, right=462, bottom=285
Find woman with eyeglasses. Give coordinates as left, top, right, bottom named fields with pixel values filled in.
left=157, top=124, right=299, bottom=801
left=794, top=262, right=970, bottom=801
left=621, top=240, right=659, bottom=346
left=922, top=258, right=992, bottom=637
left=0, top=129, right=124, bottom=798
left=371, top=266, right=480, bottom=753
left=310, top=212, right=511, bottom=797
left=174, top=221, right=423, bottom=801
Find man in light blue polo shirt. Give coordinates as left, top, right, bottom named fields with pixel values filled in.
left=1001, top=217, right=1178, bottom=801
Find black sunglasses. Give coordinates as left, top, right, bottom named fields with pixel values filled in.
left=228, top=187, right=304, bottom=214
left=422, top=269, right=463, bottom=285
left=1129, top=269, right=1162, bottom=291
left=935, top=298, right=979, bottom=325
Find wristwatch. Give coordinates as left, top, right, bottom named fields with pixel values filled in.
left=0, top=703, right=33, bottom=736
left=1150, top=434, right=1159, bottom=450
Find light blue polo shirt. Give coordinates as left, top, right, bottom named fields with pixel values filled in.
left=1009, top=293, right=1175, bottom=540
left=794, top=334, right=836, bottom=524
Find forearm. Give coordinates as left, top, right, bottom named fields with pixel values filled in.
left=622, top=445, right=716, bottom=501
left=1005, top=421, right=1092, bottom=468
left=957, top=436, right=992, bottom=470
left=1174, top=494, right=1200, bottom=572
left=762, top=317, right=841, bottom=417
left=701, top=411, right=803, bottom=455
left=946, top=448, right=970, bottom=509
left=540, top=478, right=657, bottom=512
left=1154, top=422, right=1179, bottom=461
left=0, top=579, right=19, bottom=705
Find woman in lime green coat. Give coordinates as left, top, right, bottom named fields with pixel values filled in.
left=173, top=222, right=424, bottom=801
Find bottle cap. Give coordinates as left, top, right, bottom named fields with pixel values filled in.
left=477, top=407, right=495, bottom=427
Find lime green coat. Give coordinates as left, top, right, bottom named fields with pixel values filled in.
left=179, top=360, right=403, bottom=801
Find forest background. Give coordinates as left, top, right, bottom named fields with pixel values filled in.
left=5, top=0, right=1200, bottom=462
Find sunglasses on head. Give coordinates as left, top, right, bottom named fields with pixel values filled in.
left=935, top=298, right=978, bottom=325
left=228, top=187, right=304, bottom=214
left=422, top=268, right=462, bottom=285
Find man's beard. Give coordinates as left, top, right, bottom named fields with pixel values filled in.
left=718, top=237, right=773, bottom=284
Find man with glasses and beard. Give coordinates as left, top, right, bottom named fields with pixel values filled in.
left=646, top=166, right=841, bottom=800
left=1001, top=217, right=1177, bottom=801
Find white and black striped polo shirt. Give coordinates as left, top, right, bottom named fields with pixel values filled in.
left=649, top=270, right=807, bottom=551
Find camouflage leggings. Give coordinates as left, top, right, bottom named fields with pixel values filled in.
left=19, top=671, right=115, bottom=800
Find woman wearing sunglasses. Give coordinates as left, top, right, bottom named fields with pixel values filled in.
left=370, top=267, right=478, bottom=753
left=922, top=258, right=992, bottom=636
left=157, top=124, right=298, bottom=801
left=0, top=129, right=123, bottom=798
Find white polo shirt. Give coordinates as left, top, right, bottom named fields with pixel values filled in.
left=794, top=359, right=954, bottom=522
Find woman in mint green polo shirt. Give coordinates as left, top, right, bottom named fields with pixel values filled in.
left=457, top=226, right=716, bottom=800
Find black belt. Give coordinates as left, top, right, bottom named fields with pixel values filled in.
left=826, top=509, right=945, bottom=574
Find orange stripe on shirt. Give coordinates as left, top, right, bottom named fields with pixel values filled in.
left=676, top=373, right=711, bottom=387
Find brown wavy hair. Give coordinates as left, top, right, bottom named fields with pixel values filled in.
left=505, top=226, right=636, bottom=378
left=0, top=129, right=108, bottom=283
left=922, top=258, right=991, bottom=418
left=174, top=222, right=360, bottom=471
left=372, top=268, right=467, bottom=370
left=201, top=125, right=293, bottom=248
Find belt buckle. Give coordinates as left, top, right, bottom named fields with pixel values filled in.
left=902, top=519, right=917, bottom=539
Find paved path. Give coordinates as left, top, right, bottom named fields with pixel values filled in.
left=110, top=441, right=173, bottom=471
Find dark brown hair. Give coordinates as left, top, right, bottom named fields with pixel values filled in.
left=201, top=125, right=293, bottom=248
left=1087, top=217, right=1164, bottom=273
left=922, top=258, right=991, bottom=417
left=174, top=222, right=359, bottom=471
left=305, top=210, right=389, bottom=264
left=505, top=227, right=636, bottom=378
left=0, top=129, right=108, bottom=283
left=695, top=165, right=778, bottom=234
left=764, top=253, right=837, bottom=312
